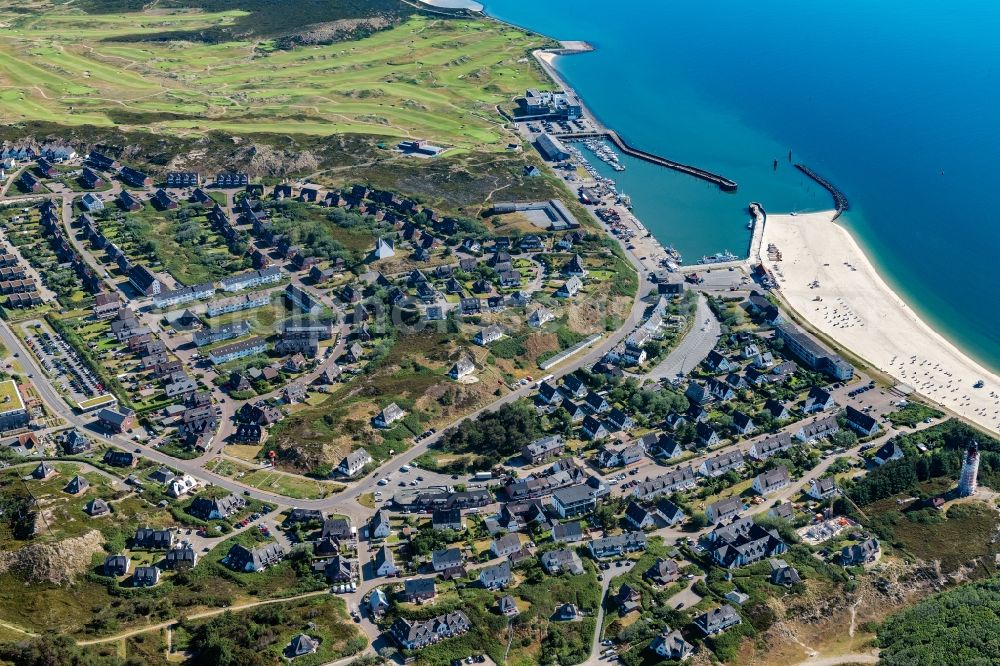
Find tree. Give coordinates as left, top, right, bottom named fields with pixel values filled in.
left=438, top=400, right=542, bottom=468
left=689, top=511, right=709, bottom=530
left=830, top=429, right=858, bottom=449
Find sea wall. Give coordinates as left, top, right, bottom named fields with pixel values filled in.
left=560, top=130, right=738, bottom=192
left=795, top=164, right=849, bottom=218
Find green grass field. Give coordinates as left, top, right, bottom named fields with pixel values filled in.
left=203, top=457, right=344, bottom=499
left=0, top=8, right=549, bottom=150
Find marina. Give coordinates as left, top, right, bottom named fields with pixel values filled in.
left=555, top=129, right=760, bottom=274
left=521, top=48, right=756, bottom=278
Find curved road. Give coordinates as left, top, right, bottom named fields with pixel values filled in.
left=641, top=292, right=720, bottom=385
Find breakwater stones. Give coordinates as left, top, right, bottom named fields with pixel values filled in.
left=557, top=131, right=738, bottom=192
left=794, top=164, right=849, bottom=217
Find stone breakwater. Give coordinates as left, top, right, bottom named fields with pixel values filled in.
left=795, top=164, right=849, bottom=218
left=558, top=130, right=739, bottom=192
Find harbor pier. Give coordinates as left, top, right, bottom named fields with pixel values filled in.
left=795, top=164, right=849, bottom=218
left=559, top=131, right=738, bottom=192
left=528, top=48, right=738, bottom=193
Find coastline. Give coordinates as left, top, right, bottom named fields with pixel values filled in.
left=520, top=18, right=998, bottom=434
left=533, top=48, right=751, bottom=275
left=763, top=211, right=1000, bottom=433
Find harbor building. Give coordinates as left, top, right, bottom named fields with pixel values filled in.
left=535, top=133, right=571, bottom=162
left=517, top=89, right=582, bottom=119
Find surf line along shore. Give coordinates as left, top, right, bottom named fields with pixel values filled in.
left=763, top=210, right=1000, bottom=433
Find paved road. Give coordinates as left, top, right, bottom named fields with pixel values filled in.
left=581, top=559, right=637, bottom=666
left=0, top=158, right=883, bottom=666
left=666, top=576, right=703, bottom=610
left=642, top=292, right=721, bottom=385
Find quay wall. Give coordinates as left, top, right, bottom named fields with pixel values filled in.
left=560, top=131, right=738, bottom=192
left=747, top=201, right=766, bottom=266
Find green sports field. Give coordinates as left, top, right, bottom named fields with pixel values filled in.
left=0, top=7, right=550, bottom=149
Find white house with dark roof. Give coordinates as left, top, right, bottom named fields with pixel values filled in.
left=699, top=450, right=745, bottom=477
left=369, top=510, right=391, bottom=540
left=841, top=538, right=880, bottom=566
left=804, top=386, right=836, bottom=413
left=653, top=433, right=683, bottom=460
left=389, top=611, right=470, bottom=650
left=540, top=549, right=584, bottom=575
left=479, top=561, right=512, bottom=589
left=706, top=496, right=744, bottom=524
left=528, top=307, right=554, bottom=327
left=795, top=415, right=840, bottom=441
left=589, top=532, right=646, bottom=558
left=475, top=325, right=504, bottom=345
left=752, top=466, right=790, bottom=495
left=373, top=403, right=405, bottom=428
left=552, top=484, right=596, bottom=518
left=499, top=595, right=519, bottom=616
left=132, top=565, right=160, bottom=587
left=694, top=605, right=742, bottom=635
left=337, top=448, right=373, bottom=476
left=555, top=275, right=582, bottom=298
left=807, top=476, right=839, bottom=500
left=431, top=547, right=463, bottom=572
left=696, top=422, right=720, bottom=446
left=649, top=629, right=693, bottom=661
left=403, top=578, right=437, bottom=602
left=748, top=432, right=794, bottom=461
left=449, top=357, right=475, bottom=380
left=632, top=467, right=697, bottom=500
left=845, top=405, right=880, bottom=437
left=769, top=558, right=802, bottom=586
left=521, top=434, right=564, bottom=464
left=581, top=415, right=610, bottom=441
left=491, top=533, right=521, bottom=558
left=104, top=554, right=130, bottom=577
left=552, top=521, right=584, bottom=543
left=769, top=502, right=795, bottom=521
left=873, top=441, right=905, bottom=466
left=373, top=545, right=398, bottom=577
left=731, top=411, right=755, bottom=436
left=625, top=501, right=656, bottom=530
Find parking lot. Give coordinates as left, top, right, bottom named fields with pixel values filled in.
left=19, top=319, right=105, bottom=404
left=692, top=267, right=752, bottom=292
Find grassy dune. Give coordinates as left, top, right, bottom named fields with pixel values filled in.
left=0, top=8, right=550, bottom=149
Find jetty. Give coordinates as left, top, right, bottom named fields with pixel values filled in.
left=795, top=164, right=849, bottom=218
left=673, top=202, right=765, bottom=273
left=560, top=131, right=738, bottom=192
left=747, top=202, right=766, bottom=265
left=529, top=48, right=738, bottom=193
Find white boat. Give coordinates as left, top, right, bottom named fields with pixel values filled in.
left=698, top=250, right=739, bottom=265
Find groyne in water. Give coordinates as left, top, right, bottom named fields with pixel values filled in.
left=559, top=131, right=738, bottom=192
left=794, top=164, right=849, bottom=218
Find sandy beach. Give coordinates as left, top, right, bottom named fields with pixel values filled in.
left=763, top=211, right=1000, bottom=433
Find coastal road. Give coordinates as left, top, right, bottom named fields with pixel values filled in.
left=641, top=293, right=720, bottom=385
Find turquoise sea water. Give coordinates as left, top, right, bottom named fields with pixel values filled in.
left=483, top=0, right=1000, bottom=372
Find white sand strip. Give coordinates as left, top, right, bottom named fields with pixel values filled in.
left=762, top=211, right=1000, bottom=433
